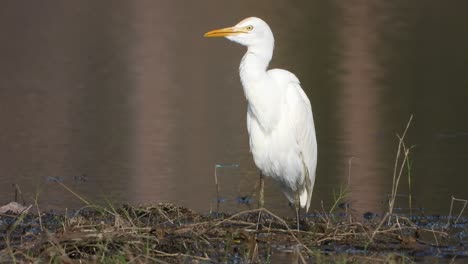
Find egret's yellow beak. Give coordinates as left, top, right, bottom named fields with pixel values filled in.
left=204, top=26, right=247, bottom=38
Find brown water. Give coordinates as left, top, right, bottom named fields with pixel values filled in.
left=1, top=1, right=467, bottom=217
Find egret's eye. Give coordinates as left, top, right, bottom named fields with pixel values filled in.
left=245, top=25, right=254, bottom=31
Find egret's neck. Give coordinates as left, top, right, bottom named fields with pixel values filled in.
left=239, top=43, right=273, bottom=87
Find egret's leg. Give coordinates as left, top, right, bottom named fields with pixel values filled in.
left=294, top=192, right=300, bottom=231
left=258, top=173, right=264, bottom=209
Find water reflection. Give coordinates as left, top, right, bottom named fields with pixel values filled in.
left=335, top=1, right=384, bottom=213
left=0, top=1, right=467, bottom=217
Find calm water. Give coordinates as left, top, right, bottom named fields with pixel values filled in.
left=1, top=1, right=467, bottom=217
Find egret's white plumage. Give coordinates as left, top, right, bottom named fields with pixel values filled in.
left=205, top=17, right=317, bottom=212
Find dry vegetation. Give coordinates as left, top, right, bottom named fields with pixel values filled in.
left=1, top=200, right=466, bottom=263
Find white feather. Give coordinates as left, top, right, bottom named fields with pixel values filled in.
left=206, top=17, right=317, bottom=212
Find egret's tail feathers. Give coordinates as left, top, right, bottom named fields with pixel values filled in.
left=300, top=164, right=313, bottom=212
left=299, top=189, right=310, bottom=212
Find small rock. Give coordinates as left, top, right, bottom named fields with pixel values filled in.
left=0, top=202, right=30, bottom=214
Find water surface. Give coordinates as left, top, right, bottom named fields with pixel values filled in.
left=0, top=1, right=467, bottom=217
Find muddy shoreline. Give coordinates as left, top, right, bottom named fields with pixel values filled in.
left=1, top=201, right=467, bottom=263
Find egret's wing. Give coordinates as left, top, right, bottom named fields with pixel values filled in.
left=286, top=79, right=317, bottom=212
left=269, top=69, right=317, bottom=211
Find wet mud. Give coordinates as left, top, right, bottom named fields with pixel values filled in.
left=0, top=202, right=467, bottom=263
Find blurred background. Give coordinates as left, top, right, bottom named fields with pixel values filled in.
left=0, top=0, right=467, bottom=217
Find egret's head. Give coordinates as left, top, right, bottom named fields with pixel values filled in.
left=204, top=17, right=274, bottom=48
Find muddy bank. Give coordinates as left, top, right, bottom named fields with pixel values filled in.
left=0, top=202, right=467, bottom=263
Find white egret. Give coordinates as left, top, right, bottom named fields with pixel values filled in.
left=204, top=17, right=317, bottom=220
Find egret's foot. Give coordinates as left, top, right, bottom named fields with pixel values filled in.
left=258, top=173, right=265, bottom=209
left=295, top=207, right=302, bottom=232
left=294, top=192, right=301, bottom=231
